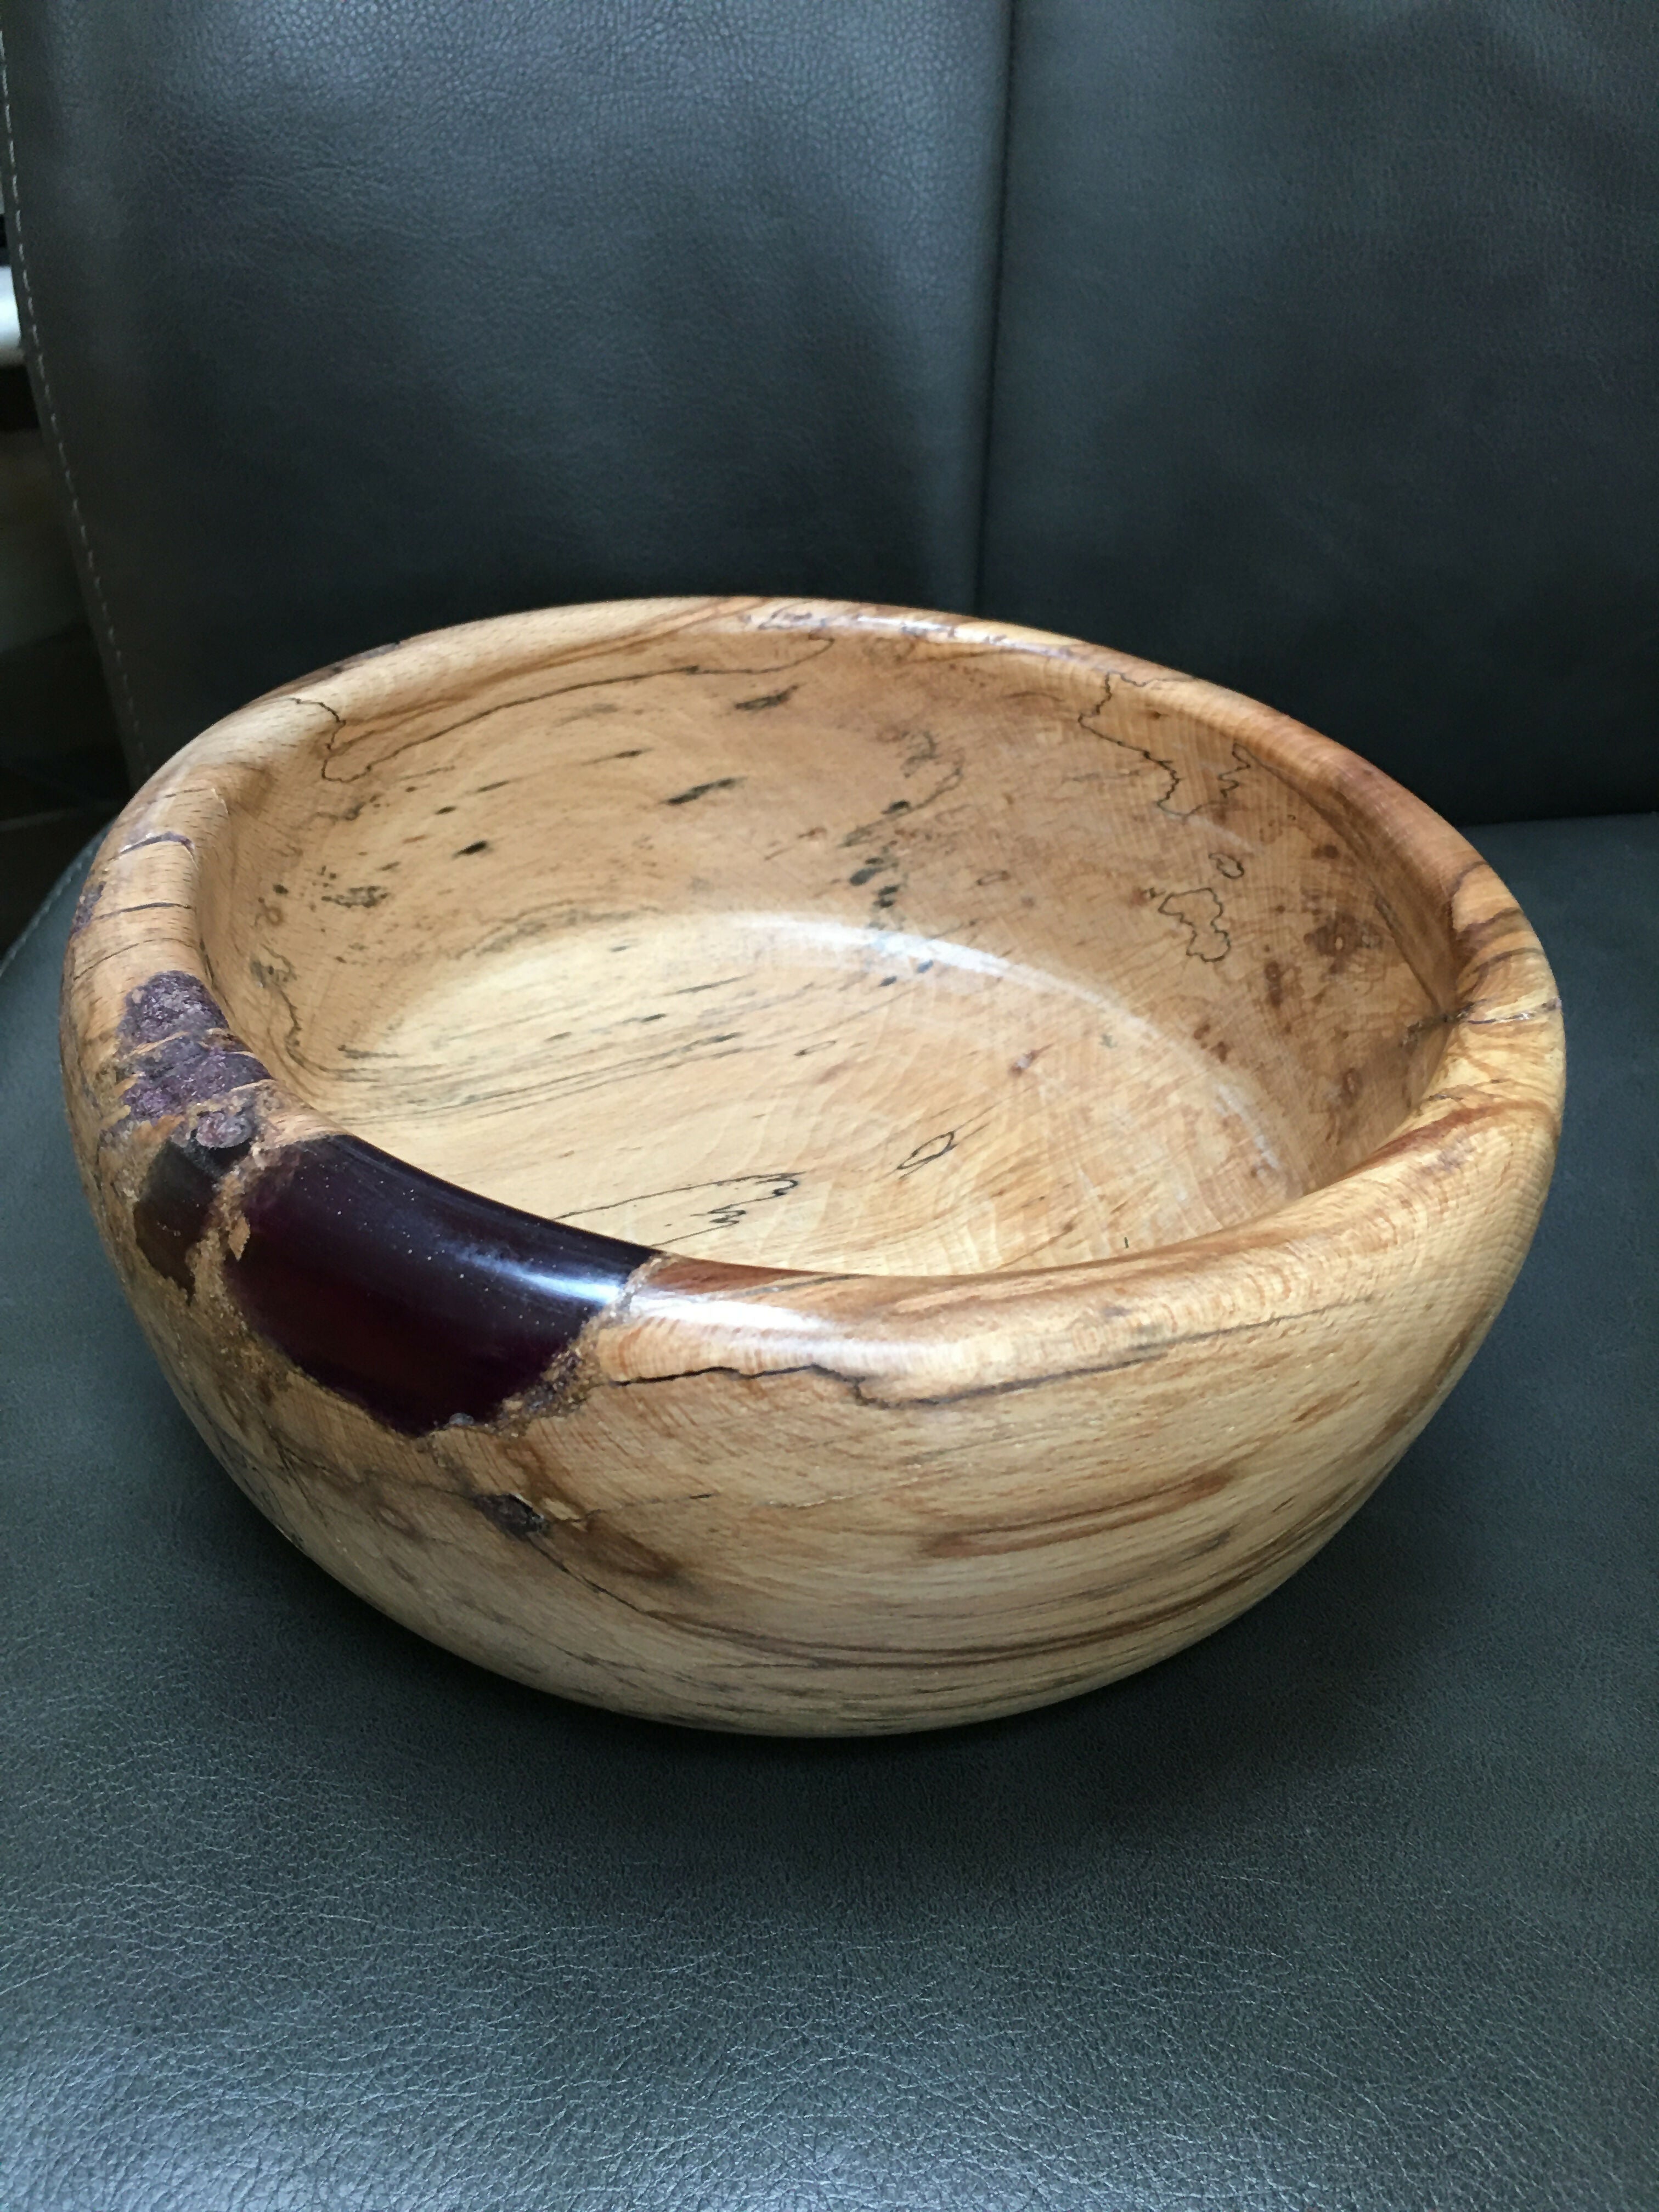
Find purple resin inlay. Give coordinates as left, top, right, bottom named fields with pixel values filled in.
left=223, top=1134, right=653, bottom=1434
left=134, top=1128, right=253, bottom=1294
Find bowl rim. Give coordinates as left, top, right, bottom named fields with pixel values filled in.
left=64, top=595, right=1565, bottom=1407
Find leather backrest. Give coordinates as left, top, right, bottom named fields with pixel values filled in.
left=2, top=0, right=1654, bottom=819
left=0, top=2, right=1011, bottom=781
left=982, top=0, right=1659, bottom=822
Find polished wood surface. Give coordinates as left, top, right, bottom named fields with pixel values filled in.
left=61, top=599, right=1564, bottom=1731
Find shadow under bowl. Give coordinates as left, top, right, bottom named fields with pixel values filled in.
left=61, top=598, right=1563, bottom=1732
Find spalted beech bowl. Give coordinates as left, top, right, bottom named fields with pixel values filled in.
left=63, top=599, right=1564, bottom=1733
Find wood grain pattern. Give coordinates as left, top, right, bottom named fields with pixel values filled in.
left=61, top=598, right=1564, bottom=1732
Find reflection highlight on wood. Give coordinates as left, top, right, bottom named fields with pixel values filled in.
left=62, top=598, right=1563, bottom=1731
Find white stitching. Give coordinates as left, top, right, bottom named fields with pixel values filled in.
left=0, top=27, right=142, bottom=751
left=972, top=0, right=1020, bottom=616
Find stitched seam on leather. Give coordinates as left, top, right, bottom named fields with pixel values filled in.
left=0, top=29, right=142, bottom=754
left=972, top=0, right=1020, bottom=617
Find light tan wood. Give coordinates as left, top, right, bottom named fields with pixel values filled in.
left=61, top=597, right=1564, bottom=1733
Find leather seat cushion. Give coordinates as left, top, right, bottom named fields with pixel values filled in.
left=2, top=815, right=1654, bottom=2210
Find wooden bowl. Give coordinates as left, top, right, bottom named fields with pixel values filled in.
left=62, top=599, right=1564, bottom=1733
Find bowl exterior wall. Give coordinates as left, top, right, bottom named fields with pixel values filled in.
left=59, top=1099, right=1543, bottom=1732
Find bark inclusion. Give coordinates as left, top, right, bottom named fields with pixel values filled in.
left=221, top=1133, right=654, bottom=1434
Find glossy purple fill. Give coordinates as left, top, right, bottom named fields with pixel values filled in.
left=224, top=1135, right=653, bottom=1434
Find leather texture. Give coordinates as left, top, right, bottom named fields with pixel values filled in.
left=0, top=0, right=1012, bottom=781
left=4, top=0, right=1658, bottom=821
left=980, top=0, right=1659, bottom=825
left=1, top=2, right=1656, bottom=2202
left=3, top=816, right=1656, bottom=2208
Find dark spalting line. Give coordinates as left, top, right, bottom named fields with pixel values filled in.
left=561, top=1171, right=802, bottom=1223
left=1455, top=900, right=1530, bottom=956
left=664, top=776, right=742, bottom=806
left=895, top=1131, right=956, bottom=1174
left=314, top=640, right=837, bottom=783
left=1080, top=701, right=1253, bottom=823
left=1158, top=887, right=1231, bottom=963
left=222, top=1135, right=655, bottom=1436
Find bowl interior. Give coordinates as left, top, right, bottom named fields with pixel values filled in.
left=199, top=613, right=1449, bottom=1275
